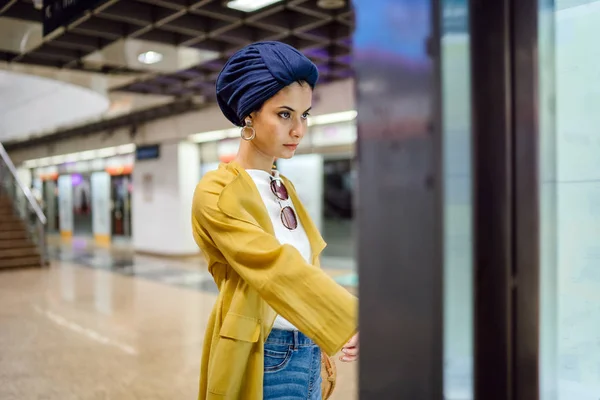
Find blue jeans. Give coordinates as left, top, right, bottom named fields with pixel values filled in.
left=263, top=329, right=322, bottom=400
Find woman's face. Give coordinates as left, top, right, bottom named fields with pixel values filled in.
left=248, top=81, right=313, bottom=160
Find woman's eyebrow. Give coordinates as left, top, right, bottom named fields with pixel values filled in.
left=277, top=106, right=312, bottom=113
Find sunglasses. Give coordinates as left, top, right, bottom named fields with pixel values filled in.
left=269, top=177, right=298, bottom=230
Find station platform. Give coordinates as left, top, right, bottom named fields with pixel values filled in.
left=0, top=235, right=358, bottom=400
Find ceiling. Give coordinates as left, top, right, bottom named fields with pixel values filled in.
left=0, top=0, right=355, bottom=102
left=0, top=69, right=110, bottom=141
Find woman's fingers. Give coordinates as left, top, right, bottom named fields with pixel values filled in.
left=339, top=332, right=360, bottom=362
left=340, top=354, right=358, bottom=362
left=342, top=347, right=358, bottom=356
left=340, top=343, right=359, bottom=362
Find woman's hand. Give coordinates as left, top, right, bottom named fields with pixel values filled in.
left=340, top=333, right=359, bottom=362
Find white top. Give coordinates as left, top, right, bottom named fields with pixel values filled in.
left=246, top=169, right=312, bottom=331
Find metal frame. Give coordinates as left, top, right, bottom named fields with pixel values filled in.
left=470, top=0, right=513, bottom=396
left=0, top=0, right=354, bottom=95
left=355, top=0, right=443, bottom=397
left=469, top=0, right=540, bottom=398
left=511, top=0, right=540, bottom=397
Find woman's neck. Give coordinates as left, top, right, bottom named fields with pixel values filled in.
left=234, top=140, right=275, bottom=173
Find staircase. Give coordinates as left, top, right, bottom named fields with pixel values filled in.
left=0, top=142, right=47, bottom=270
left=0, top=195, right=43, bottom=269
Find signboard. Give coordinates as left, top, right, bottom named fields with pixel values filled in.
left=135, top=144, right=161, bottom=161
left=43, top=0, right=108, bottom=36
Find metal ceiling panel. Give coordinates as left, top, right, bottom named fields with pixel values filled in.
left=0, top=0, right=354, bottom=99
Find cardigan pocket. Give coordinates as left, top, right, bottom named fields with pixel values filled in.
left=219, top=313, right=261, bottom=343
left=207, top=313, right=261, bottom=397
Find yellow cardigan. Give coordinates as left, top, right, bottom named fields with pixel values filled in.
left=191, top=161, right=358, bottom=400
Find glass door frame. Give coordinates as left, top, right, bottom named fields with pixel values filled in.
left=469, top=0, right=541, bottom=398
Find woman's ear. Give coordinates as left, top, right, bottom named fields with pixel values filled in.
left=249, top=109, right=261, bottom=120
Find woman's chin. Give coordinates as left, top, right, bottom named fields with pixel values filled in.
left=277, top=151, right=296, bottom=159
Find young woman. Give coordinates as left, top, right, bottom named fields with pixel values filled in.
left=192, top=41, right=359, bottom=400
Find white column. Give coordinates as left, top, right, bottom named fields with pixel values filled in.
left=132, top=141, right=200, bottom=256
left=57, top=175, right=73, bottom=238
left=91, top=171, right=111, bottom=244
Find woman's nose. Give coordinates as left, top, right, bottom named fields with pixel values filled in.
left=291, top=124, right=305, bottom=138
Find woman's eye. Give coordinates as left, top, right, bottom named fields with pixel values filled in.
left=301, top=112, right=310, bottom=120
left=279, top=112, right=291, bottom=119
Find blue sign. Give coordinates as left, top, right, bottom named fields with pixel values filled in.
left=135, top=145, right=161, bottom=161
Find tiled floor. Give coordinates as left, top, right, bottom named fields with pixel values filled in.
left=0, top=236, right=357, bottom=400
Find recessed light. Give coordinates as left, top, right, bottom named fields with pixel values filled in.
left=317, top=0, right=345, bottom=9
left=138, top=51, right=163, bottom=65
left=226, top=0, right=283, bottom=12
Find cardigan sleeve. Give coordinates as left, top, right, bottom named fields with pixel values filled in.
left=192, top=182, right=358, bottom=356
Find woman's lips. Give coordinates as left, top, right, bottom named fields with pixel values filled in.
left=284, top=144, right=298, bottom=150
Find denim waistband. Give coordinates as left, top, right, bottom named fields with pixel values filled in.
left=266, top=329, right=316, bottom=348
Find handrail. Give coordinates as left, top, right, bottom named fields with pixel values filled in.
left=0, top=142, right=47, bottom=225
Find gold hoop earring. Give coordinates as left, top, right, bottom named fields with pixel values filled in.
left=241, top=125, right=256, bottom=141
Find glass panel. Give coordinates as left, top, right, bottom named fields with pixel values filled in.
left=441, top=0, right=473, bottom=399
left=539, top=0, right=558, bottom=399
left=540, top=1, right=600, bottom=399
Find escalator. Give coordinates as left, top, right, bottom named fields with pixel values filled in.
left=0, top=143, right=47, bottom=269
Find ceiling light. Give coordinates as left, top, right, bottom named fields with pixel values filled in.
left=317, top=0, right=345, bottom=9
left=51, top=155, right=66, bottom=165
left=64, top=153, right=81, bottom=163
left=97, top=146, right=118, bottom=158
left=22, top=159, right=39, bottom=168
left=79, top=150, right=97, bottom=161
left=226, top=0, right=283, bottom=12
left=309, top=110, right=357, bottom=126
left=117, top=143, right=136, bottom=154
left=137, top=51, right=163, bottom=65
left=36, top=157, right=52, bottom=167
left=190, top=129, right=238, bottom=143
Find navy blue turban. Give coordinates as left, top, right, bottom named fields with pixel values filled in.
left=216, top=41, right=319, bottom=127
